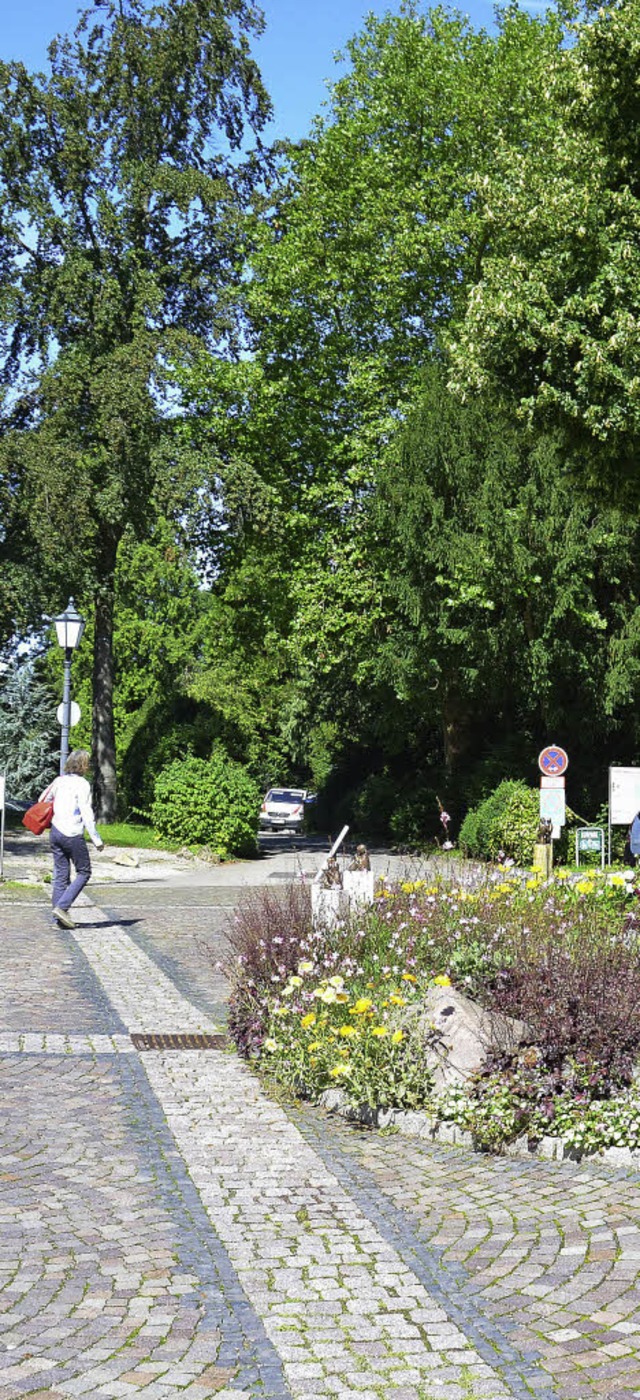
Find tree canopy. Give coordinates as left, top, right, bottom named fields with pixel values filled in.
left=0, top=0, right=271, bottom=816
left=4, top=0, right=640, bottom=839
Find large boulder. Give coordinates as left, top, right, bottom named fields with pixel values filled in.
left=410, top=987, right=527, bottom=1092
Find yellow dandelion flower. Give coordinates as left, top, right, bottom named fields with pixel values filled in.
left=389, top=994, right=406, bottom=1006
left=329, top=1063, right=352, bottom=1078
left=433, top=975, right=451, bottom=988
left=308, top=1040, right=321, bottom=1051
left=338, top=1025, right=357, bottom=1038
left=371, top=1026, right=388, bottom=1037
left=351, top=998, right=373, bottom=1015
left=300, top=1012, right=317, bottom=1029
left=402, top=973, right=417, bottom=983
left=391, top=1030, right=404, bottom=1044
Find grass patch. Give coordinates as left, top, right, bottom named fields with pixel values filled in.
left=100, top=821, right=177, bottom=851
left=0, top=880, right=49, bottom=900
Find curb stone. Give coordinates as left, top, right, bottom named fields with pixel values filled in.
left=319, top=1089, right=640, bottom=1168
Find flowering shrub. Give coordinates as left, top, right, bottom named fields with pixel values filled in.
left=437, top=1046, right=632, bottom=1149
left=261, top=968, right=435, bottom=1110
left=225, top=883, right=313, bottom=1056
left=225, top=867, right=640, bottom=1147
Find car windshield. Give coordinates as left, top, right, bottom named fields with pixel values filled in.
left=266, top=789, right=304, bottom=803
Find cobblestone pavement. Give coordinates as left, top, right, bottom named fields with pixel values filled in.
left=2, top=888, right=640, bottom=1399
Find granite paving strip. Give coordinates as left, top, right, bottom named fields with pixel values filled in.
left=70, top=905, right=223, bottom=1036
left=140, top=1048, right=549, bottom=1400
left=312, top=1114, right=640, bottom=1400
left=0, top=1032, right=134, bottom=1054
left=94, top=899, right=232, bottom=1028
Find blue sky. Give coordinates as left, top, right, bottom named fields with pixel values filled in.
left=4, top=0, right=498, bottom=141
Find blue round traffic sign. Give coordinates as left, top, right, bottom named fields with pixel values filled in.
left=538, top=745, right=569, bottom=776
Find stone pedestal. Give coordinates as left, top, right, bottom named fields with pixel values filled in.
left=533, top=842, right=553, bottom=879
left=343, top=870, right=375, bottom=907
left=311, top=886, right=348, bottom=929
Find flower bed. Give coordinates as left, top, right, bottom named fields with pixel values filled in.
left=225, top=868, right=640, bottom=1155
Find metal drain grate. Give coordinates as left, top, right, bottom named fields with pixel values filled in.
left=131, top=1032, right=228, bottom=1051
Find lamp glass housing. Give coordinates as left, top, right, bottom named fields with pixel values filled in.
left=54, top=598, right=85, bottom=651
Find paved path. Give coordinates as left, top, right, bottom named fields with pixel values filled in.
left=1, top=887, right=640, bottom=1399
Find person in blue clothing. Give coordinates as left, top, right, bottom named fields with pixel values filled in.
left=39, top=749, right=104, bottom=928
left=629, top=811, right=640, bottom=866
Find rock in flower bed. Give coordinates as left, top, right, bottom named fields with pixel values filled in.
left=224, top=868, right=640, bottom=1155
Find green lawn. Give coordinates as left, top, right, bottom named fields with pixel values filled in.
left=99, top=821, right=177, bottom=851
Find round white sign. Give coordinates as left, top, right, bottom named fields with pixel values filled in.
left=56, top=701, right=81, bottom=727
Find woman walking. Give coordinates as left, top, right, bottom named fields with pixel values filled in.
left=40, top=750, right=104, bottom=929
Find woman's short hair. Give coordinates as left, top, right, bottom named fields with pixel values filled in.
left=65, top=749, right=90, bottom=776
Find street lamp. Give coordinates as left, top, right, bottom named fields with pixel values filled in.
left=54, top=597, right=85, bottom=775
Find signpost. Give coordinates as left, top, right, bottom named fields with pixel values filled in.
left=56, top=701, right=81, bottom=729
left=538, top=745, right=569, bottom=777
left=540, top=786, right=566, bottom=839
left=608, top=767, right=640, bottom=865
left=537, top=746, right=568, bottom=851
left=576, top=827, right=605, bottom=868
left=0, top=773, right=4, bottom=882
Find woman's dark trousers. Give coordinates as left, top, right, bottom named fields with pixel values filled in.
left=50, top=825, right=92, bottom=911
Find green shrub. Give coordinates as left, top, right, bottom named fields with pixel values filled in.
left=458, top=805, right=479, bottom=857
left=389, top=787, right=438, bottom=847
left=350, top=771, right=398, bottom=836
left=459, top=780, right=539, bottom=866
left=151, top=750, right=260, bottom=858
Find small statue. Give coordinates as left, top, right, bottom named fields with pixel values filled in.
left=349, top=844, right=371, bottom=872
left=537, top=818, right=553, bottom=844
left=320, top=854, right=343, bottom=888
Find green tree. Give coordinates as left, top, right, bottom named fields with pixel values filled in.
left=0, top=662, right=58, bottom=799
left=180, top=4, right=563, bottom=782
left=0, top=0, right=271, bottom=817
left=449, top=0, right=640, bottom=494
left=375, top=368, right=640, bottom=780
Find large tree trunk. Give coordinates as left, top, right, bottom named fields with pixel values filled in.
left=441, top=685, right=473, bottom=776
left=92, top=582, right=118, bottom=822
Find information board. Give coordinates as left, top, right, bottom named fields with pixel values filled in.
left=540, top=787, right=566, bottom=838
left=609, top=767, right=640, bottom=825
left=576, top=827, right=605, bottom=868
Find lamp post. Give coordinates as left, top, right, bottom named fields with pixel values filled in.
left=54, top=598, right=86, bottom=775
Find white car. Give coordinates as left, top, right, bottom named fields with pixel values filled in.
left=259, top=787, right=308, bottom=831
